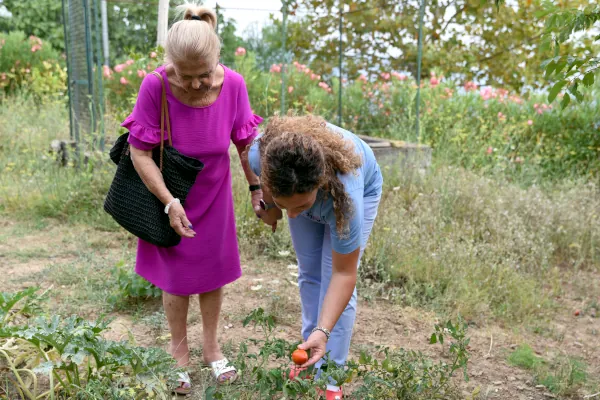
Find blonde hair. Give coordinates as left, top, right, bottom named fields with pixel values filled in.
left=165, top=3, right=220, bottom=64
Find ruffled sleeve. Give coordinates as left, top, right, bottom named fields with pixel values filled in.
left=121, top=71, right=163, bottom=151
left=231, top=76, right=263, bottom=147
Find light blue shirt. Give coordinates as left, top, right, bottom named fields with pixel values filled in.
left=247, top=123, right=383, bottom=254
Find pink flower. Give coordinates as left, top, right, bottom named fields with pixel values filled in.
left=150, top=51, right=157, bottom=58
left=137, top=69, right=147, bottom=78
left=527, top=120, right=533, bottom=126
left=25, top=68, right=30, bottom=73
left=31, top=44, right=42, bottom=52
left=378, top=103, right=384, bottom=109
left=327, top=88, right=332, bottom=93
left=510, top=95, right=523, bottom=104
left=114, top=64, right=125, bottom=73
left=358, top=74, right=368, bottom=83
left=533, top=103, right=539, bottom=109
left=303, top=67, right=311, bottom=74
left=318, top=81, right=329, bottom=90
left=514, top=156, right=524, bottom=164
left=1, top=73, right=6, bottom=80
left=310, top=73, right=318, bottom=81
left=480, top=87, right=493, bottom=101
left=537, top=109, right=543, bottom=115
left=270, top=64, right=281, bottom=73
left=342, top=78, right=347, bottom=83
left=29, top=35, right=42, bottom=45
left=464, top=81, right=478, bottom=91
left=235, top=47, right=246, bottom=56
left=429, top=77, right=440, bottom=87
left=430, top=71, right=436, bottom=77
left=103, top=65, right=112, bottom=78
left=444, top=88, right=453, bottom=98
left=380, top=72, right=390, bottom=80
left=391, top=71, right=406, bottom=81
left=487, top=147, right=493, bottom=155
left=126, top=59, right=134, bottom=66
left=288, top=86, right=294, bottom=93
left=120, top=77, right=128, bottom=85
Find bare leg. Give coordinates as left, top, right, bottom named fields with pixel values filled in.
left=163, top=291, right=190, bottom=368
left=199, top=287, right=236, bottom=382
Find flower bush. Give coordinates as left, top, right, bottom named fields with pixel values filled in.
left=2, top=40, right=598, bottom=179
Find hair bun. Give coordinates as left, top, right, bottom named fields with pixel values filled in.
left=182, top=5, right=217, bottom=29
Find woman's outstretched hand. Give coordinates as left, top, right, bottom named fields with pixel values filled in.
left=296, top=330, right=328, bottom=368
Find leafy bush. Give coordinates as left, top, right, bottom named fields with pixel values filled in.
left=0, top=288, right=180, bottom=399
left=108, top=260, right=162, bottom=308
left=0, top=31, right=64, bottom=99
left=204, top=308, right=470, bottom=399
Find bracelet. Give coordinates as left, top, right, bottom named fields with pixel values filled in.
left=164, top=198, right=180, bottom=214
left=249, top=184, right=261, bottom=192
left=311, top=326, right=331, bottom=341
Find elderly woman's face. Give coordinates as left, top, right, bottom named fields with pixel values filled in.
left=173, top=57, right=218, bottom=92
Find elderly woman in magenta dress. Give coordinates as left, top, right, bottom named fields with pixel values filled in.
left=122, top=3, right=262, bottom=393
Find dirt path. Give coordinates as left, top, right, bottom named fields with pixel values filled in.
left=1, top=217, right=598, bottom=399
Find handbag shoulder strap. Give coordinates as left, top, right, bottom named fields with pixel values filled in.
left=150, top=70, right=173, bottom=171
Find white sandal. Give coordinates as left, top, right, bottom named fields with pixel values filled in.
left=208, top=358, right=237, bottom=384
left=173, top=371, right=192, bottom=395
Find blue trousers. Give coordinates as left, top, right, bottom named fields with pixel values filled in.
left=288, top=193, right=381, bottom=368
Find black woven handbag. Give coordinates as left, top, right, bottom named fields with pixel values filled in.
left=104, top=71, right=204, bottom=247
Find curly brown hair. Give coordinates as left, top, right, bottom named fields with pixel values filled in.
left=259, top=115, right=363, bottom=236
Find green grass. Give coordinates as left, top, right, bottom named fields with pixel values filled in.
left=508, top=344, right=542, bottom=370
left=508, top=344, right=593, bottom=397
left=2, top=95, right=600, bottom=326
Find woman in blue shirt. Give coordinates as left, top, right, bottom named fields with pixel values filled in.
left=246, top=115, right=383, bottom=399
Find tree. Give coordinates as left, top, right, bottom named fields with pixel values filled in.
left=538, top=2, right=599, bottom=106
left=0, top=0, right=64, bottom=50
left=241, top=20, right=294, bottom=71
left=0, top=0, right=245, bottom=66
left=216, top=14, right=245, bottom=67
left=276, top=0, right=595, bottom=92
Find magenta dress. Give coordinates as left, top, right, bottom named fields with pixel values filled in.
left=121, top=65, right=262, bottom=296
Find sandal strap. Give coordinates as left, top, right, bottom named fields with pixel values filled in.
left=209, top=358, right=236, bottom=379
left=177, top=371, right=191, bottom=385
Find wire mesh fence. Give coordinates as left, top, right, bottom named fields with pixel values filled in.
left=62, top=0, right=105, bottom=151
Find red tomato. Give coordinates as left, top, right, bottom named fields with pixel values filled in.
left=292, top=349, right=308, bottom=365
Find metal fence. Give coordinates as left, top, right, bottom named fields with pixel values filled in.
left=62, top=0, right=427, bottom=146
left=61, top=0, right=105, bottom=151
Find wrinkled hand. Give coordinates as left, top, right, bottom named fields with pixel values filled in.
left=296, top=330, right=328, bottom=368
left=168, top=202, right=196, bottom=238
